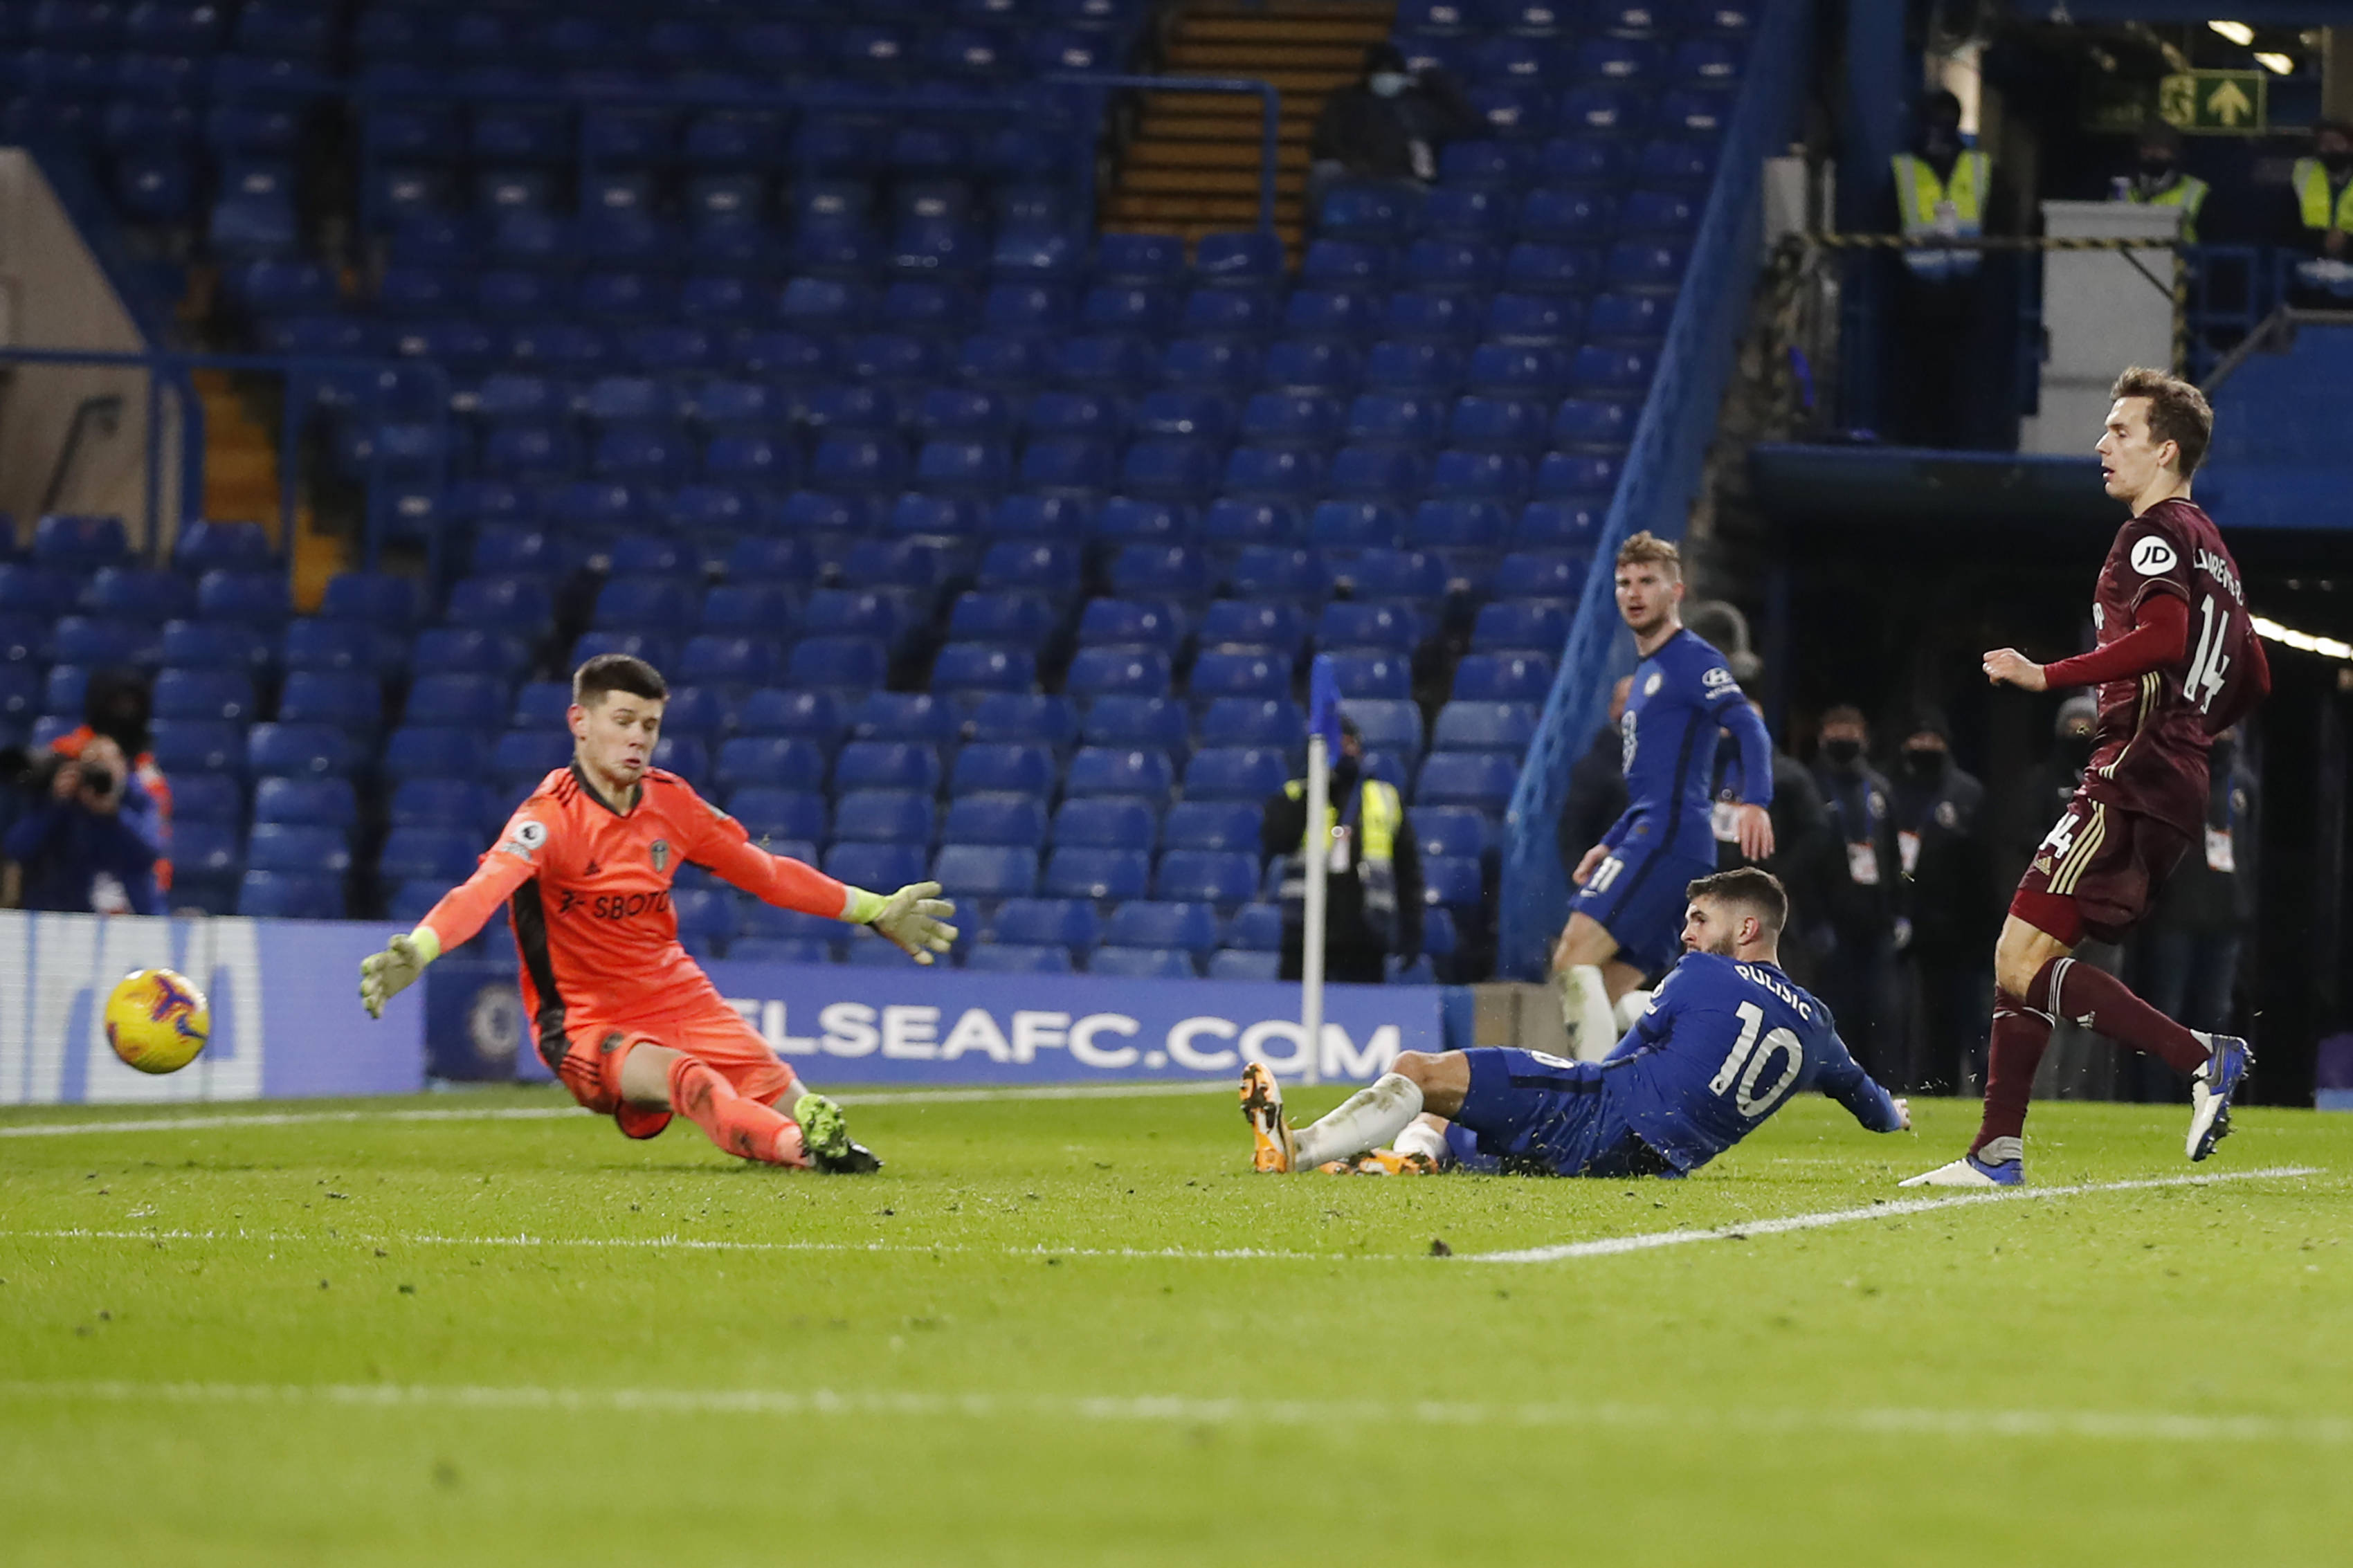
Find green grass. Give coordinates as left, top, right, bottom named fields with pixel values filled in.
left=1, top=1083, right=2348, bottom=1567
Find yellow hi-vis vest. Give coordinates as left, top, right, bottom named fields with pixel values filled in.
left=1891, top=149, right=1990, bottom=281
left=2290, top=158, right=2353, bottom=233
left=2123, top=174, right=2208, bottom=244
left=1279, top=776, right=1403, bottom=944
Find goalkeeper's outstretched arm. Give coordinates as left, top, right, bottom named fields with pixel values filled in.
left=691, top=812, right=958, bottom=964
left=361, top=851, right=534, bottom=1017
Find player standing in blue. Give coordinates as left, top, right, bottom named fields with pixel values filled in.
left=1553, top=531, right=1778, bottom=1060
left=1243, top=869, right=1911, bottom=1177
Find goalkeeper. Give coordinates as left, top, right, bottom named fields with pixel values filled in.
left=358, top=654, right=955, bottom=1172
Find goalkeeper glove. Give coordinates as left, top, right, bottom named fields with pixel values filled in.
left=359, top=927, right=442, bottom=1019
left=848, top=881, right=958, bottom=965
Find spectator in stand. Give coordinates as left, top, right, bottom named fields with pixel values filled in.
left=1714, top=696, right=1835, bottom=989
left=1884, top=90, right=2015, bottom=448
left=1889, top=708, right=1999, bottom=1093
left=2127, top=724, right=2259, bottom=1102
left=1810, top=704, right=1902, bottom=1081
left=3, top=730, right=163, bottom=914
left=2286, top=118, right=2353, bottom=305
left=1559, top=675, right=1633, bottom=883
left=1307, top=43, right=1478, bottom=234
left=49, top=668, right=172, bottom=897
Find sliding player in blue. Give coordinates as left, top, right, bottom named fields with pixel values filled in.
left=1243, top=869, right=1911, bottom=1178
left=1553, top=531, right=1778, bottom=1061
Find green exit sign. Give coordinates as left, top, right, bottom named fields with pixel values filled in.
left=2158, top=70, right=2267, bottom=135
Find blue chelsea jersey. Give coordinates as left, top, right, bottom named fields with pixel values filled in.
left=1612, top=629, right=1763, bottom=857
left=1604, top=951, right=1902, bottom=1173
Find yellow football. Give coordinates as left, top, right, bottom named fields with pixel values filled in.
left=105, top=968, right=210, bottom=1075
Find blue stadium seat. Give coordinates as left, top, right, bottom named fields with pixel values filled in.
left=84, top=567, right=195, bottom=621
left=1553, top=397, right=1637, bottom=453
left=1261, top=340, right=1362, bottom=397
left=1344, top=394, right=1447, bottom=451
left=834, top=741, right=943, bottom=795
left=1105, top=900, right=1220, bottom=956
left=1416, top=751, right=1520, bottom=812
left=788, top=637, right=890, bottom=694
left=1536, top=453, right=1621, bottom=502
left=716, top=736, right=828, bottom=794
left=824, top=841, right=927, bottom=892
left=1453, top=653, right=1556, bottom=702
left=950, top=591, right=1061, bottom=647
left=727, top=787, right=829, bottom=844
left=1161, top=800, right=1263, bottom=853
left=1095, top=233, right=1187, bottom=287
left=252, top=776, right=358, bottom=830
left=1186, top=650, right=1292, bottom=707
left=376, top=826, right=482, bottom=886
left=1201, top=499, right=1301, bottom=555
left=48, top=614, right=156, bottom=670
left=1317, top=601, right=1423, bottom=653
left=1333, top=550, right=1446, bottom=602
left=149, top=720, right=244, bottom=777
left=405, top=674, right=509, bottom=730
left=1077, top=597, right=1185, bottom=653
left=932, top=643, right=1037, bottom=698
left=153, top=668, right=260, bottom=725
left=736, top=689, right=843, bottom=747
left=1410, top=805, right=1495, bottom=862
left=170, top=772, right=244, bottom=827
left=1494, top=551, right=1591, bottom=600
left=967, top=942, right=1075, bottom=974
left=933, top=844, right=1039, bottom=900
left=990, top=897, right=1102, bottom=953
left=278, top=671, right=383, bottom=733
left=850, top=693, right=961, bottom=747
left=1082, top=695, right=1189, bottom=755
left=1208, top=949, right=1281, bottom=981
left=198, top=569, right=293, bottom=626
left=1226, top=546, right=1329, bottom=602
left=1183, top=745, right=1291, bottom=802
left=1433, top=700, right=1542, bottom=754
left=1349, top=698, right=1425, bottom=760
left=248, top=722, right=361, bottom=779
left=833, top=789, right=936, bottom=845
left=31, top=514, right=129, bottom=571
left=247, top=823, right=352, bottom=876
left=492, top=729, right=572, bottom=790
left=1064, top=747, right=1174, bottom=803
left=1154, top=850, right=1258, bottom=909
left=1474, top=599, right=1574, bottom=654
left=965, top=693, right=1078, bottom=750
left=1051, top=796, right=1157, bottom=850
left=237, top=870, right=343, bottom=920
left=391, top=778, right=502, bottom=835
left=1323, top=652, right=1412, bottom=700
left=1421, top=855, right=1486, bottom=911
left=943, top=793, right=1049, bottom=848
left=1089, top=946, right=1194, bottom=979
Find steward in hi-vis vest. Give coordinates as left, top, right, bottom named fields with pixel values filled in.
left=2289, top=120, right=2353, bottom=302
left=1259, top=714, right=1423, bottom=985
left=2118, top=122, right=2207, bottom=244
left=1892, top=146, right=1992, bottom=280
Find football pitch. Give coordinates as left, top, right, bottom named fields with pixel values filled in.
left=3, top=1083, right=2347, bottom=1567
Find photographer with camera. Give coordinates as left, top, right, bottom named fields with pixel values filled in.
left=3, top=669, right=167, bottom=915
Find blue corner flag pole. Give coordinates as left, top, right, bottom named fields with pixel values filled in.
left=1300, top=656, right=1340, bottom=1087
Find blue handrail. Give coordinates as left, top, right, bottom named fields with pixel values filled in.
left=0, top=347, right=450, bottom=582
left=1494, top=0, right=1813, bottom=981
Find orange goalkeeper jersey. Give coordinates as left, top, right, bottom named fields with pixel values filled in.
left=418, top=765, right=856, bottom=1044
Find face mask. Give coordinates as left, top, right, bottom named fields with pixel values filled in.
left=1823, top=738, right=1862, bottom=769
left=1900, top=748, right=1941, bottom=781
left=1922, top=125, right=1959, bottom=159
left=1369, top=72, right=1408, bottom=98
left=2057, top=732, right=2093, bottom=768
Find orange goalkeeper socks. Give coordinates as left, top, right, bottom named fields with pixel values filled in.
left=666, top=1055, right=808, bottom=1167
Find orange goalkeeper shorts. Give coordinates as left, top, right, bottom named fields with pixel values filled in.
left=538, top=998, right=799, bottom=1139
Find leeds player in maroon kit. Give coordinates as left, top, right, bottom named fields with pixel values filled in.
left=1907, top=367, right=2270, bottom=1187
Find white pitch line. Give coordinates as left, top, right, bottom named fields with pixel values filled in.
left=0, top=1227, right=1364, bottom=1264
left=0, top=1080, right=1233, bottom=1140
left=1462, top=1165, right=2323, bottom=1263
left=0, top=1379, right=2343, bottom=1448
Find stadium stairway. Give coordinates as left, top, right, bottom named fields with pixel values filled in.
left=193, top=369, right=340, bottom=612
left=1103, top=0, right=1394, bottom=254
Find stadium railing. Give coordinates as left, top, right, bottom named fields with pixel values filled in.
left=0, top=346, right=450, bottom=577
left=1493, top=0, right=1810, bottom=982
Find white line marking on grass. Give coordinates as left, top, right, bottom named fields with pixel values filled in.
left=1, top=1380, right=2345, bottom=1448
left=0, top=1080, right=1233, bottom=1140
left=0, top=1227, right=1366, bottom=1264
left=1463, top=1166, right=2323, bottom=1264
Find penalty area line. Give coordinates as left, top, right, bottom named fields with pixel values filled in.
left=1461, top=1165, right=2323, bottom=1264
left=0, top=1379, right=2344, bottom=1448
left=0, top=1079, right=1233, bottom=1140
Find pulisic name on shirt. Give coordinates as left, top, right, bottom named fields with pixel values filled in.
left=1733, top=961, right=1815, bottom=1022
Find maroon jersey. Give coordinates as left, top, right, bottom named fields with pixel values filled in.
left=2081, top=499, right=2260, bottom=835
